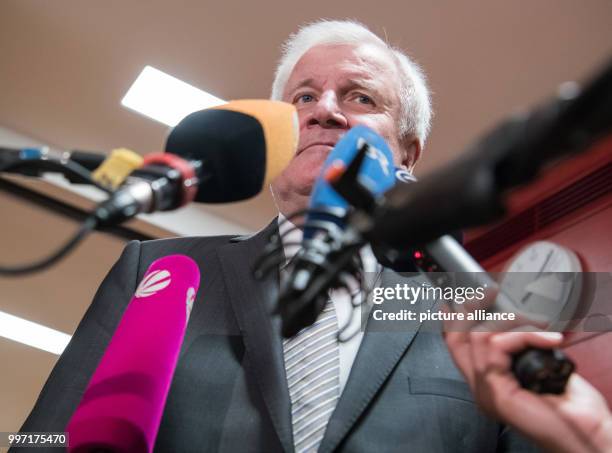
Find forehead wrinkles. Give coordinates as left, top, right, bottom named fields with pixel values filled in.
left=283, top=44, right=401, bottom=104
left=345, top=48, right=396, bottom=77
left=349, top=45, right=400, bottom=87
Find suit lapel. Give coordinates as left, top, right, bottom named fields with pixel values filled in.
left=216, top=221, right=294, bottom=453
left=217, top=222, right=438, bottom=453
left=319, top=271, right=436, bottom=453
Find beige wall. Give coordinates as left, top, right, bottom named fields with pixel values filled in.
left=1, top=0, right=611, bottom=436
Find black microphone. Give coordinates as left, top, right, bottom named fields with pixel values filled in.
left=367, top=58, right=612, bottom=249
left=92, top=100, right=299, bottom=225
left=164, top=100, right=298, bottom=203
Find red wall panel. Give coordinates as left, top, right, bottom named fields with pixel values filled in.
left=465, top=135, right=612, bottom=403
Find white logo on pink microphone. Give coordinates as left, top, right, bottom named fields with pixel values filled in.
left=186, top=287, right=196, bottom=320
left=135, top=269, right=172, bottom=298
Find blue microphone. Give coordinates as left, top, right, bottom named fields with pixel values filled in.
left=279, top=125, right=400, bottom=337
left=304, top=125, right=397, bottom=240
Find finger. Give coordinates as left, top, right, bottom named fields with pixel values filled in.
left=469, top=331, right=508, bottom=376
left=489, top=331, right=564, bottom=355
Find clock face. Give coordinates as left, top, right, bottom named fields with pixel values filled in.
left=500, top=241, right=583, bottom=330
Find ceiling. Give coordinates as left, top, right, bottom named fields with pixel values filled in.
left=1, top=0, right=611, bottom=229
left=0, top=0, right=611, bottom=433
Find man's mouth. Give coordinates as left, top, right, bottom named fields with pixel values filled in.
left=297, top=142, right=337, bottom=155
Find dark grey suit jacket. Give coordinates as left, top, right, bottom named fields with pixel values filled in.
left=18, top=221, right=538, bottom=452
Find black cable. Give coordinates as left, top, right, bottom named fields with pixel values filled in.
left=0, top=176, right=155, bottom=242
left=0, top=159, right=107, bottom=276
left=0, top=157, right=114, bottom=275
left=0, top=158, right=113, bottom=194
left=0, top=215, right=98, bottom=276
left=0, top=154, right=168, bottom=276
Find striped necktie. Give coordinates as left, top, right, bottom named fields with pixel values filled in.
left=282, top=299, right=340, bottom=453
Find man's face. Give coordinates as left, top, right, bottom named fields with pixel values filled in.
left=271, top=43, right=418, bottom=216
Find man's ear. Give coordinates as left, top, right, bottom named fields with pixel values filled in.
left=400, top=136, right=422, bottom=172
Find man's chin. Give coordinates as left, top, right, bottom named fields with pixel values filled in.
left=305, top=164, right=325, bottom=187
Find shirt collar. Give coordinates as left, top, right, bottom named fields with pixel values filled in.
left=277, top=213, right=380, bottom=275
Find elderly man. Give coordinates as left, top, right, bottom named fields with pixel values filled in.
left=19, top=19, right=610, bottom=453
left=269, top=21, right=428, bottom=216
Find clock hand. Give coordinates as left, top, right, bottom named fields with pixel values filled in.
left=520, top=249, right=554, bottom=304
left=536, top=249, right=554, bottom=277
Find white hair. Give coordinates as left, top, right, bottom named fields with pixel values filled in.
left=271, top=19, right=432, bottom=147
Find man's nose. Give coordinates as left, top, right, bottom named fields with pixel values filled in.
left=308, top=92, right=348, bottom=128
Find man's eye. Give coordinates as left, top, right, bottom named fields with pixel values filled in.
left=296, top=94, right=314, bottom=103
left=356, top=94, right=373, bottom=104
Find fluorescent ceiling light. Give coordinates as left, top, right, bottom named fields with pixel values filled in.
left=121, top=65, right=226, bottom=126
left=0, top=310, right=71, bottom=355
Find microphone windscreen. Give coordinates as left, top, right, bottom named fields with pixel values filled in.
left=165, top=99, right=298, bottom=203
left=67, top=255, right=200, bottom=453
left=305, top=125, right=396, bottom=239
